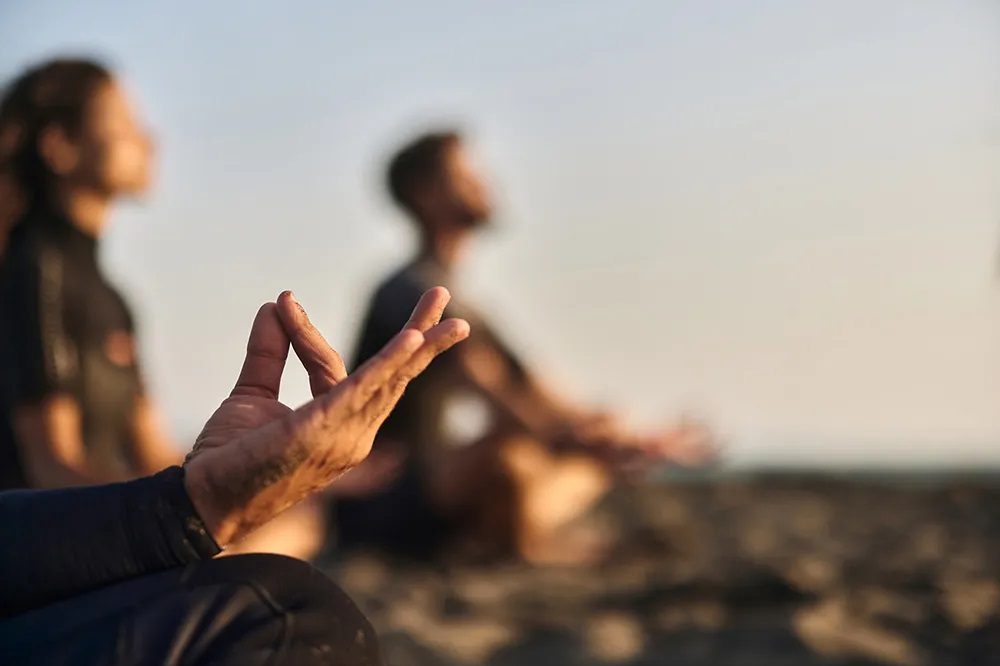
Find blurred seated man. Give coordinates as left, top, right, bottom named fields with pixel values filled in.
left=0, top=288, right=469, bottom=665
left=335, top=131, right=715, bottom=564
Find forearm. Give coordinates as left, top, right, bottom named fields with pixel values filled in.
left=0, top=466, right=219, bottom=617
left=456, top=344, right=583, bottom=440
left=479, top=375, right=592, bottom=443
left=15, top=398, right=119, bottom=488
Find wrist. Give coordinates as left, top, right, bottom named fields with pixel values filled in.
left=182, top=456, right=235, bottom=548
left=144, top=465, right=222, bottom=560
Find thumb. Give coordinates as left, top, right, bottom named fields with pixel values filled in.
left=231, top=302, right=290, bottom=399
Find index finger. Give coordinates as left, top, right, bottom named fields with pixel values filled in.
left=276, top=291, right=348, bottom=396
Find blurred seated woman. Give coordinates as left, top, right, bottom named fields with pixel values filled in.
left=0, top=58, right=317, bottom=558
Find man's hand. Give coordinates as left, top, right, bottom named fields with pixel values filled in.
left=183, top=287, right=468, bottom=548
left=557, top=411, right=719, bottom=472
left=632, top=418, right=719, bottom=467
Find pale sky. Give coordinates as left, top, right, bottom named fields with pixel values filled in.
left=2, top=1, right=998, bottom=466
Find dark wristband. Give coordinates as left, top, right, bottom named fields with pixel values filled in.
left=146, top=466, right=221, bottom=561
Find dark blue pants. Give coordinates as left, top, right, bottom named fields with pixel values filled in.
left=0, top=554, right=382, bottom=665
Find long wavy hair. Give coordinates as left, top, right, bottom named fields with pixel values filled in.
left=0, top=58, right=112, bottom=254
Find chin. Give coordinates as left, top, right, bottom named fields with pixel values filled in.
left=125, top=176, right=154, bottom=197
left=115, top=186, right=152, bottom=203
left=465, top=205, right=494, bottom=229
left=461, top=215, right=492, bottom=231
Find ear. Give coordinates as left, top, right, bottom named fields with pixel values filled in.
left=37, top=125, right=80, bottom=176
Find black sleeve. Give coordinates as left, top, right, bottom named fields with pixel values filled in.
left=2, top=247, right=79, bottom=403
left=0, top=466, right=220, bottom=617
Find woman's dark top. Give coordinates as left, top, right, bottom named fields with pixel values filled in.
left=0, top=211, right=144, bottom=489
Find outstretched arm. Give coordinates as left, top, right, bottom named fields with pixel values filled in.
left=449, top=333, right=582, bottom=439
left=453, top=328, right=716, bottom=467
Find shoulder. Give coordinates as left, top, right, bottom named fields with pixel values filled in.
left=352, top=265, right=428, bottom=367
left=369, top=265, right=430, bottom=319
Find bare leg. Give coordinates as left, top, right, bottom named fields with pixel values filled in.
left=428, top=433, right=613, bottom=564
left=497, top=436, right=612, bottom=564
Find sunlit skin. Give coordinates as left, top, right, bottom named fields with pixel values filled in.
left=71, top=79, right=154, bottom=195
left=184, top=287, right=469, bottom=548
left=41, top=78, right=154, bottom=235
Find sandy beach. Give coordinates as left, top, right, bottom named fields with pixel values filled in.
left=324, top=471, right=1000, bottom=665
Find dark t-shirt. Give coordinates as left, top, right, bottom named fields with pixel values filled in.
left=0, top=213, right=144, bottom=489
left=334, top=258, right=524, bottom=553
